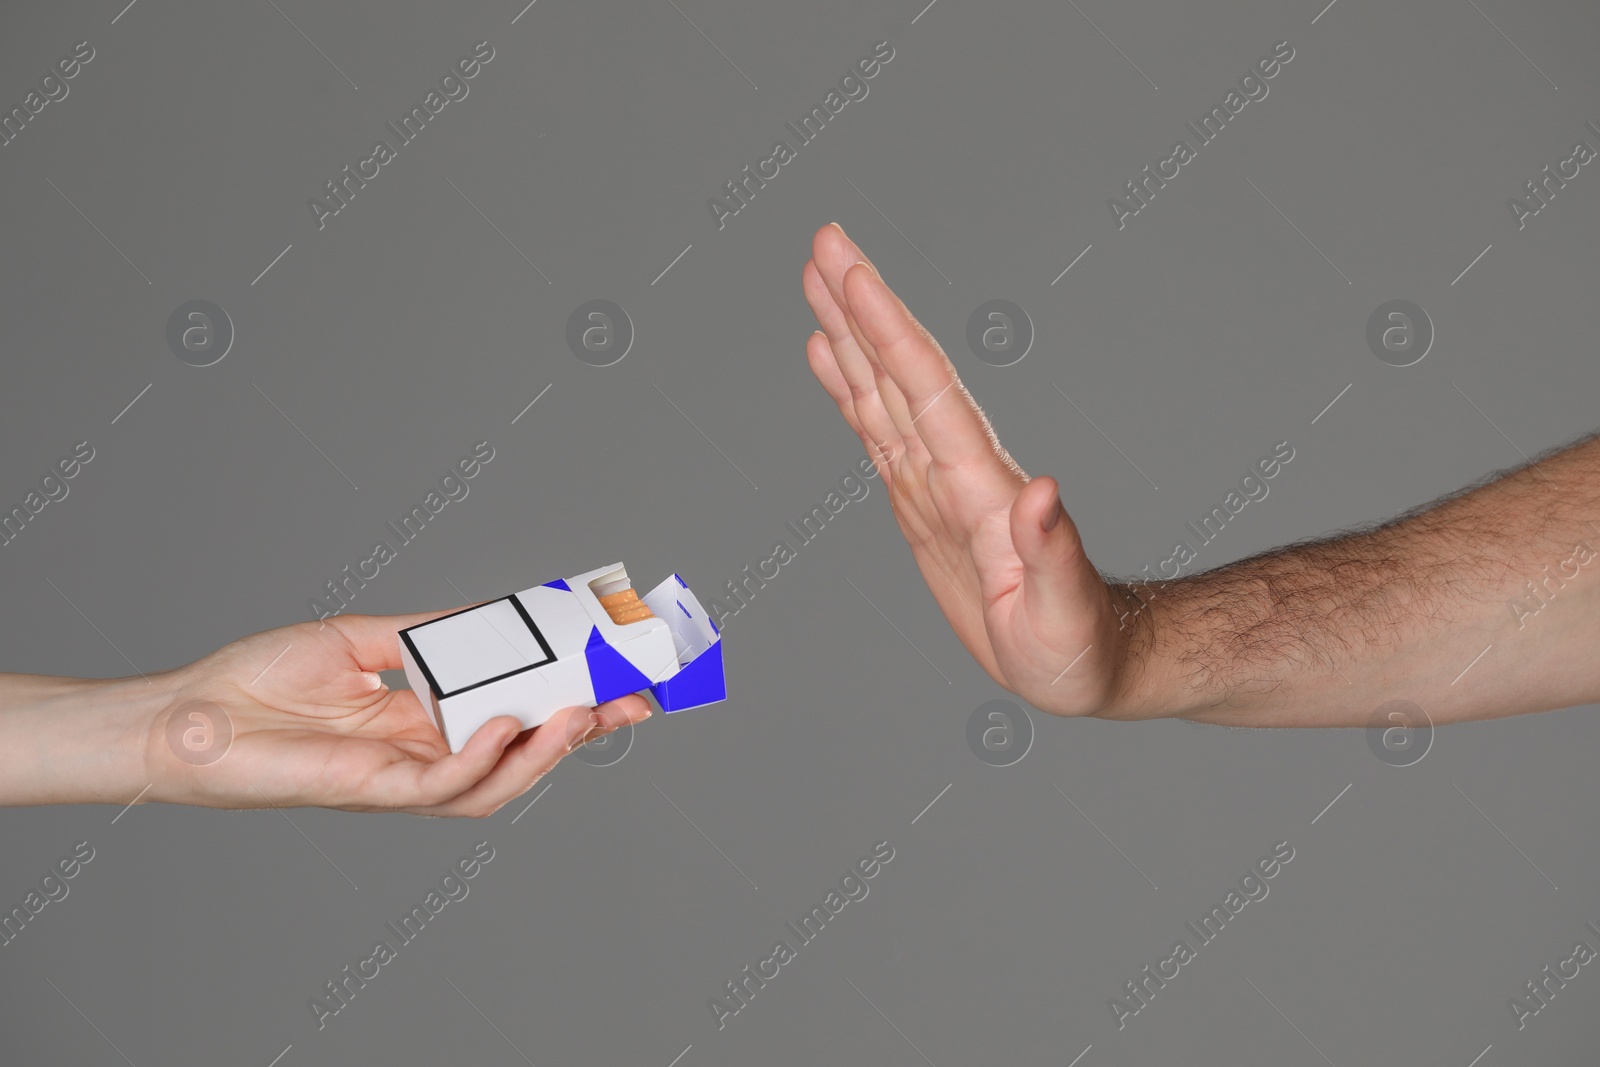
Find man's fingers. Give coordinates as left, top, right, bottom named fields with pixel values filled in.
left=805, top=329, right=869, bottom=443
left=840, top=261, right=1008, bottom=475
left=1007, top=475, right=1108, bottom=686
left=815, top=222, right=1019, bottom=483
left=1009, top=475, right=1085, bottom=586
left=802, top=258, right=910, bottom=465
left=808, top=229, right=927, bottom=450
left=810, top=222, right=892, bottom=377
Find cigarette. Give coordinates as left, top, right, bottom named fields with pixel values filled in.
left=598, top=586, right=655, bottom=625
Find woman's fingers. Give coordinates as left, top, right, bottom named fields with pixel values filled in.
left=318, top=606, right=477, bottom=673
left=381, top=713, right=527, bottom=809
left=587, top=693, right=653, bottom=737
left=408, top=706, right=593, bottom=817
left=409, top=696, right=653, bottom=818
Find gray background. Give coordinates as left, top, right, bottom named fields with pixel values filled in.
left=2, top=0, right=1597, bottom=1064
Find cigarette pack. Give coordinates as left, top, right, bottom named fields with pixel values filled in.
left=398, top=562, right=726, bottom=752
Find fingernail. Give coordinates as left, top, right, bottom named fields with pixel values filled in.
left=1043, top=496, right=1064, bottom=532
left=853, top=259, right=879, bottom=278
left=828, top=221, right=844, bottom=232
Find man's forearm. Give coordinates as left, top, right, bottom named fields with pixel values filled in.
left=1112, top=433, right=1600, bottom=726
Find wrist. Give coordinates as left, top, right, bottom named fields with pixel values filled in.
left=0, top=670, right=184, bottom=807
left=1098, top=578, right=1208, bottom=721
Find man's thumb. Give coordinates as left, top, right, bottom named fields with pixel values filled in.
left=1009, top=475, right=1100, bottom=632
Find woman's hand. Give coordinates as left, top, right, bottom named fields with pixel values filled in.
left=147, top=608, right=653, bottom=815
left=0, top=607, right=651, bottom=815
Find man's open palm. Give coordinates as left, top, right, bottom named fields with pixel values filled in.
left=802, top=222, right=1135, bottom=718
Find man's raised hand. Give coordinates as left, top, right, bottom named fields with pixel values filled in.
left=801, top=222, right=1145, bottom=719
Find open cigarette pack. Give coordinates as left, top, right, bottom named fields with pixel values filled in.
left=398, top=561, right=726, bottom=752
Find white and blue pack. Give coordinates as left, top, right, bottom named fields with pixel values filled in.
left=398, top=561, right=726, bottom=752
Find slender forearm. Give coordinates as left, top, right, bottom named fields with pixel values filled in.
left=0, top=671, right=177, bottom=806
left=1114, top=433, right=1600, bottom=726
